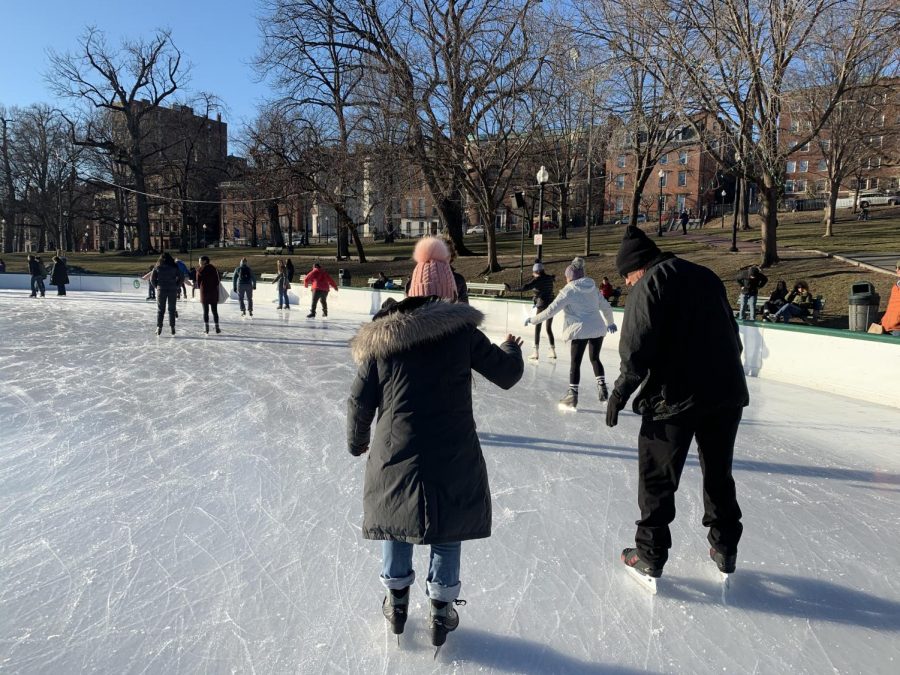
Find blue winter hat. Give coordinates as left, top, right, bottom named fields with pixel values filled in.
left=532, top=262, right=544, bottom=273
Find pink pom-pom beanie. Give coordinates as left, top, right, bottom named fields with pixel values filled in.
left=407, top=237, right=458, bottom=300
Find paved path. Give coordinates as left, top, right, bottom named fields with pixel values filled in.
left=833, top=253, right=899, bottom=274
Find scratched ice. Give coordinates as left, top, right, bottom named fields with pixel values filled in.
left=1, top=290, right=898, bottom=674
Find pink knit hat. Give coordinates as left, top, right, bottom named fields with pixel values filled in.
left=407, top=237, right=458, bottom=300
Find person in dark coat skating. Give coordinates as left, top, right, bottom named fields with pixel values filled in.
left=195, top=255, right=222, bottom=334
left=606, top=226, right=749, bottom=581
left=49, top=255, right=69, bottom=295
left=27, top=255, right=46, bottom=297
left=508, top=261, right=557, bottom=361
left=347, top=236, right=524, bottom=649
left=150, top=252, right=184, bottom=335
left=232, top=258, right=256, bottom=316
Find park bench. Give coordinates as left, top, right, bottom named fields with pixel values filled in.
left=264, top=246, right=284, bottom=256
left=467, top=282, right=507, bottom=297
left=744, top=295, right=826, bottom=323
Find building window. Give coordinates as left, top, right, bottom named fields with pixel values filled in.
left=617, top=155, right=626, bottom=168
left=615, top=174, right=625, bottom=189
left=795, top=179, right=806, bottom=193
left=868, top=156, right=881, bottom=168
left=815, top=180, right=826, bottom=193
left=799, top=160, right=809, bottom=173
left=789, top=120, right=800, bottom=133
left=615, top=196, right=624, bottom=212
left=676, top=194, right=686, bottom=211
left=659, top=172, right=668, bottom=188
left=820, top=139, right=831, bottom=151
left=817, top=159, right=827, bottom=172
left=677, top=171, right=687, bottom=187
left=405, top=199, right=412, bottom=218
left=800, top=142, right=810, bottom=152
left=659, top=153, right=668, bottom=165
left=786, top=161, right=796, bottom=173
left=418, top=198, right=425, bottom=217
left=785, top=179, right=795, bottom=193
left=678, top=150, right=688, bottom=165
left=867, top=177, right=879, bottom=190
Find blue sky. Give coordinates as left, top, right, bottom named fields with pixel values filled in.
left=1, top=0, right=270, bottom=139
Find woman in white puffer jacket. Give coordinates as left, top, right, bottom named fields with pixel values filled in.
left=526, top=257, right=616, bottom=410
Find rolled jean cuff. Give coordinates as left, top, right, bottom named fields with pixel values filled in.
left=426, top=580, right=461, bottom=603
left=380, top=571, right=415, bottom=591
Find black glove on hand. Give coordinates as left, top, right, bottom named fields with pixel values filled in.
left=605, top=392, right=625, bottom=428
left=349, top=444, right=369, bottom=457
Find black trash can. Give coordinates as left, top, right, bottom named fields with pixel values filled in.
left=338, top=268, right=351, bottom=288
left=848, top=281, right=880, bottom=331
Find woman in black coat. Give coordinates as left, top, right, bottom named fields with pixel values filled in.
left=347, top=236, right=523, bottom=649
left=195, top=255, right=221, bottom=334
left=49, top=256, right=69, bottom=295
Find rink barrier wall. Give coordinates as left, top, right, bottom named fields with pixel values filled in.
left=2, top=275, right=898, bottom=407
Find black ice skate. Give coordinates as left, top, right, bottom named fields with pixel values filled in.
left=429, top=598, right=465, bottom=658
left=156, top=326, right=162, bottom=336
left=215, top=324, right=221, bottom=334
left=382, top=587, right=409, bottom=642
left=204, top=323, right=209, bottom=334
left=710, top=547, right=736, bottom=585
left=558, top=388, right=578, bottom=412
left=621, top=547, right=661, bottom=594
left=306, top=312, right=315, bottom=318
left=598, top=383, right=609, bottom=402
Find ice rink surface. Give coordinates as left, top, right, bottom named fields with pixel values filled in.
left=1, top=290, right=898, bottom=674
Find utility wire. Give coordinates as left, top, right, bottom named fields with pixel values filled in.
left=85, top=174, right=303, bottom=205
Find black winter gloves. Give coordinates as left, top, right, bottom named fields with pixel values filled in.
left=605, top=391, right=626, bottom=427
left=349, top=444, right=369, bottom=456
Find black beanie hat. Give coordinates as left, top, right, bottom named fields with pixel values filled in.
left=616, top=226, right=662, bottom=277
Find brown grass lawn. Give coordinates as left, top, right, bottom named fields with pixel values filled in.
left=3, top=206, right=898, bottom=329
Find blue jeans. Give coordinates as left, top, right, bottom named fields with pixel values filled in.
left=278, top=287, right=289, bottom=307
left=738, top=293, right=757, bottom=320
left=381, top=541, right=461, bottom=602
left=774, top=304, right=805, bottom=323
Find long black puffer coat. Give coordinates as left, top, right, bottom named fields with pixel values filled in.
left=347, top=296, right=523, bottom=544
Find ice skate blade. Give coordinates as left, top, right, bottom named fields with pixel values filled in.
left=433, top=645, right=441, bottom=660
left=625, top=565, right=658, bottom=594
left=557, top=403, right=577, bottom=413
left=719, top=571, right=732, bottom=587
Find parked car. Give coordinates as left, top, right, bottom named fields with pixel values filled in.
left=466, top=225, right=485, bottom=235
left=836, top=191, right=900, bottom=209
left=613, top=214, right=649, bottom=225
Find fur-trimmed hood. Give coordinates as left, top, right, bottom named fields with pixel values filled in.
left=350, top=297, right=484, bottom=364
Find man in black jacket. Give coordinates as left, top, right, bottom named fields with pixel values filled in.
left=606, top=226, right=749, bottom=580
left=736, top=265, right=768, bottom=321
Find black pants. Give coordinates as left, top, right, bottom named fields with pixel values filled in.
left=569, top=337, right=604, bottom=385
left=534, top=316, right=554, bottom=347
left=238, top=286, right=253, bottom=313
left=156, top=289, right=178, bottom=328
left=634, top=407, right=744, bottom=568
left=202, top=302, right=219, bottom=325
left=310, top=290, right=329, bottom=316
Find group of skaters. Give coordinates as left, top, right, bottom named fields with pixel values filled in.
left=347, top=229, right=747, bottom=651
left=25, top=252, right=69, bottom=297
left=145, top=253, right=342, bottom=335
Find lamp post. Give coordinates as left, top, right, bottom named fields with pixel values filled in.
left=84, top=227, right=89, bottom=252
left=536, top=165, right=549, bottom=261
left=720, top=189, right=727, bottom=230
left=657, top=169, right=665, bottom=237
left=730, top=153, right=741, bottom=252
left=202, top=223, right=207, bottom=248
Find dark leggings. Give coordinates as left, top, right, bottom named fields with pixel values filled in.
left=534, top=316, right=554, bottom=347
left=202, top=302, right=219, bottom=325
left=569, top=337, right=604, bottom=385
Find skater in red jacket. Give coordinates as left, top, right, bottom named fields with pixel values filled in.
left=304, top=263, right=338, bottom=318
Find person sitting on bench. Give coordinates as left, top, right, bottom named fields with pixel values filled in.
left=770, top=280, right=814, bottom=323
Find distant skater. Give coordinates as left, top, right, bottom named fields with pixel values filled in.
left=233, top=258, right=256, bottom=316
left=525, top=257, right=616, bottom=410
left=304, top=262, right=338, bottom=318
left=607, top=226, right=748, bottom=585
left=175, top=257, right=190, bottom=300
left=151, top=252, right=184, bottom=336
left=49, top=255, right=69, bottom=296
left=195, top=255, right=222, bottom=334
left=142, top=265, right=156, bottom=300
left=27, top=255, right=45, bottom=298
left=347, top=236, right=524, bottom=652
left=273, top=259, right=291, bottom=310
left=508, top=262, right=557, bottom=361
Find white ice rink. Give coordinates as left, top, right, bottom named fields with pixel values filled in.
left=1, top=290, right=898, bottom=674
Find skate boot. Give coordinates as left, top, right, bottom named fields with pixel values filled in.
left=322, top=308, right=327, bottom=317
left=709, top=547, right=737, bottom=574
left=529, top=348, right=539, bottom=361
left=241, top=310, right=246, bottom=317
left=621, top=548, right=662, bottom=577
left=306, top=312, right=315, bottom=318
left=548, top=345, right=557, bottom=360
left=215, top=323, right=221, bottom=334
left=381, top=587, right=410, bottom=635
left=156, top=326, right=162, bottom=336
left=429, top=598, right=464, bottom=649
left=170, top=325, right=176, bottom=335
left=204, top=322, right=209, bottom=334
left=558, top=387, right=578, bottom=411
left=598, top=382, right=609, bottom=402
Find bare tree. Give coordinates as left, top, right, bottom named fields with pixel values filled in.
left=637, top=0, right=891, bottom=266
left=47, top=27, right=189, bottom=252
left=0, top=107, right=23, bottom=253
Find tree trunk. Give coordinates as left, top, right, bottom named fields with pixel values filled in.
left=250, top=213, right=259, bottom=248
left=759, top=184, right=780, bottom=267
left=628, top=190, right=643, bottom=227
left=559, top=186, right=568, bottom=239
left=481, top=205, right=502, bottom=273
left=268, top=201, right=284, bottom=246
left=436, top=190, right=473, bottom=256
left=349, top=223, right=367, bottom=263
left=133, top=168, right=151, bottom=252
left=823, top=185, right=839, bottom=237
